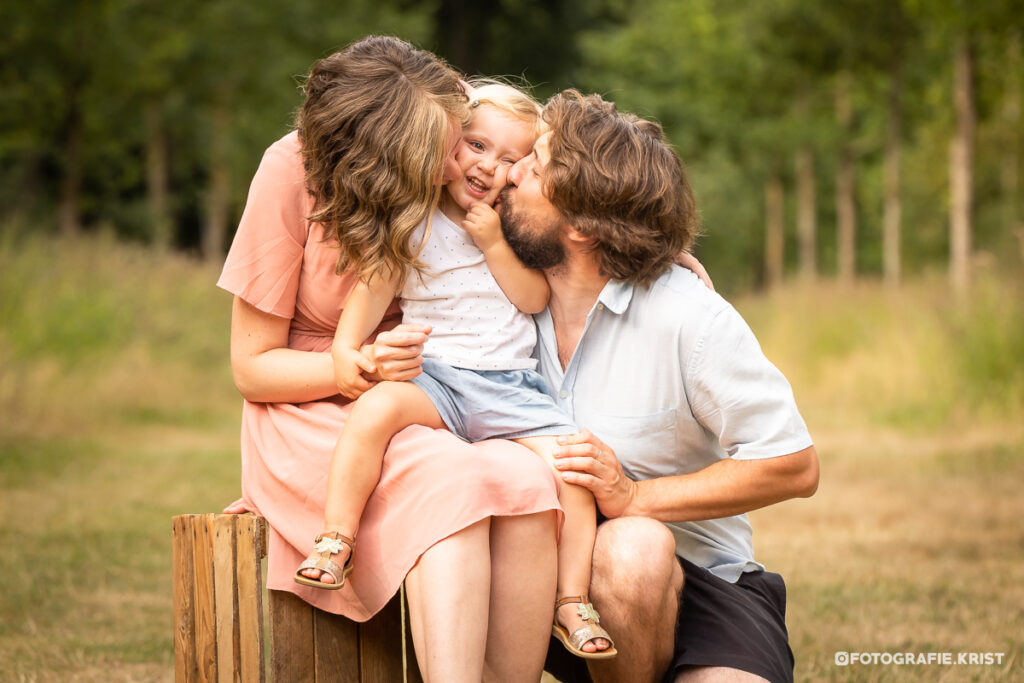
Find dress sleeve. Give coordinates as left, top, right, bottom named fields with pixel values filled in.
left=686, top=305, right=813, bottom=460
left=217, top=133, right=310, bottom=319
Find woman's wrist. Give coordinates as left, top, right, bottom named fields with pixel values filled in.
left=239, top=348, right=339, bottom=403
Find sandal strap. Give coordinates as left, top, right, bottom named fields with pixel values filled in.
left=297, top=555, right=346, bottom=582
left=315, top=531, right=356, bottom=549
left=567, top=623, right=615, bottom=652
left=555, top=595, right=588, bottom=609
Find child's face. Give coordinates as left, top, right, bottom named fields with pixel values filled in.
left=445, top=104, right=536, bottom=213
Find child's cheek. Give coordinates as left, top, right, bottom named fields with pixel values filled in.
left=441, top=155, right=461, bottom=185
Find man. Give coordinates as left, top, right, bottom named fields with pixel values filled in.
left=498, top=90, right=819, bottom=683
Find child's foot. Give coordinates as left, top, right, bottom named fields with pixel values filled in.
left=294, top=531, right=355, bottom=591
left=552, top=595, right=617, bottom=659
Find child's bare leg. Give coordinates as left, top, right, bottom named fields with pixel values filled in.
left=301, top=381, right=444, bottom=583
left=515, top=435, right=610, bottom=654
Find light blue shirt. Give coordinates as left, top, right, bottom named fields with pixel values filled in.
left=533, top=265, right=813, bottom=582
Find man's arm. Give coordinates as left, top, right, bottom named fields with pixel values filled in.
left=554, top=430, right=818, bottom=520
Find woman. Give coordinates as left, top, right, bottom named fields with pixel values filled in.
left=217, top=36, right=560, bottom=682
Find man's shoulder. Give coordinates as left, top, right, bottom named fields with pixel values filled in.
left=635, top=265, right=731, bottom=323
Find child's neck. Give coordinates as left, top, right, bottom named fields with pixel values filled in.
left=439, top=191, right=467, bottom=226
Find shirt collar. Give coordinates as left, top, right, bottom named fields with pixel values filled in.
left=596, top=279, right=634, bottom=315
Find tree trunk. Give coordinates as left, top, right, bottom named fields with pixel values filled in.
left=202, top=105, right=231, bottom=261
left=764, top=174, right=785, bottom=290
left=145, top=99, right=172, bottom=249
left=950, top=36, right=974, bottom=292
left=435, top=0, right=490, bottom=75
left=795, top=147, right=817, bottom=282
left=58, top=84, right=83, bottom=237
left=883, top=56, right=903, bottom=289
left=835, top=71, right=856, bottom=286
left=1001, top=33, right=1021, bottom=234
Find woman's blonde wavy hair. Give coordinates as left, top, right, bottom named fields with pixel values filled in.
left=296, top=36, right=469, bottom=283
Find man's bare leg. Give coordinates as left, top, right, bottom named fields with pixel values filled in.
left=586, top=517, right=683, bottom=683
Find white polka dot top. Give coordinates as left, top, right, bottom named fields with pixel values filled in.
left=399, top=209, right=537, bottom=371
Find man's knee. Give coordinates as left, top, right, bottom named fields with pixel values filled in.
left=592, top=517, right=680, bottom=600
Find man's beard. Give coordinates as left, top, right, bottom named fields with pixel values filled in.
left=497, top=187, right=567, bottom=271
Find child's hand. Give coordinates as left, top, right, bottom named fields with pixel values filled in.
left=332, top=346, right=377, bottom=399
left=462, top=202, right=504, bottom=252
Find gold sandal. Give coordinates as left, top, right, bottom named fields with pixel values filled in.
left=551, top=595, right=618, bottom=660
left=294, top=531, right=355, bottom=591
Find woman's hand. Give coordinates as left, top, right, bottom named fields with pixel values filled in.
left=677, top=251, right=715, bottom=291
left=553, top=429, right=639, bottom=519
left=364, top=323, right=431, bottom=381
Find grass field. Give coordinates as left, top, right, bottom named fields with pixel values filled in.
left=1, top=234, right=1022, bottom=681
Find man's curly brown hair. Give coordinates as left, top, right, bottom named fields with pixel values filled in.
left=541, top=90, right=700, bottom=285
left=297, top=36, right=468, bottom=284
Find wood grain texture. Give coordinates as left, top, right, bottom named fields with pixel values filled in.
left=192, top=516, right=218, bottom=682
left=172, top=515, right=198, bottom=683
left=359, top=594, right=404, bottom=683
left=235, top=515, right=266, bottom=682
left=211, top=515, right=238, bottom=683
left=313, top=608, right=361, bottom=683
left=269, top=589, right=315, bottom=681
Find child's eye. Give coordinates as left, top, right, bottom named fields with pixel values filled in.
left=501, top=158, right=516, bottom=166
left=469, top=141, right=485, bottom=151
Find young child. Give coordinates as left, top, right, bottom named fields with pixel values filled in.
left=294, top=82, right=616, bottom=659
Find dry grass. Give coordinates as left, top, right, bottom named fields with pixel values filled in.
left=752, top=424, right=1024, bottom=681
left=1, top=235, right=1021, bottom=681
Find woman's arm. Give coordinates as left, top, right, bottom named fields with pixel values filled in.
left=463, top=202, right=550, bottom=314
left=229, top=296, right=338, bottom=403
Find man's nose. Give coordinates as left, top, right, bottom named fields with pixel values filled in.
left=508, top=157, right=526, bottom=186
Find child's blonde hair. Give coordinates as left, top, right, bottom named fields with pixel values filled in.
left=465, top=79, right=548, bottom=138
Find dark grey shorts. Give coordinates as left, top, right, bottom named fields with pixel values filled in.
left=544, top=556, right=794, bottom=683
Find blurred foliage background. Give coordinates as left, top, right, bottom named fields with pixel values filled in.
left=2, top=0, right=1022, bottom=292
left=2, top=1, right=1023, bottom=680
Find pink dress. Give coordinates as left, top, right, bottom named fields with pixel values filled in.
left=217, top=131, right=562, bottom=620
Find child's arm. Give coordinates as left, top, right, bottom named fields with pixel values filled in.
left=333, top=271, right=402, bottom=398
left=463, top=202, right=550, bottom=314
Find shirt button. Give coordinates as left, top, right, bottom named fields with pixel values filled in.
left=559, top=390, right=568, bottom=399
left=597, top=303, right=604, bottom=311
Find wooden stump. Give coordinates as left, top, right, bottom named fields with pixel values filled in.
left=172, top=513, right=421, bottom=682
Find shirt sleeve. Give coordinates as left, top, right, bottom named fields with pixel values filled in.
left=216, top=134, right=309, bottom=319
left=686, top=305, right=813, bottom=460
